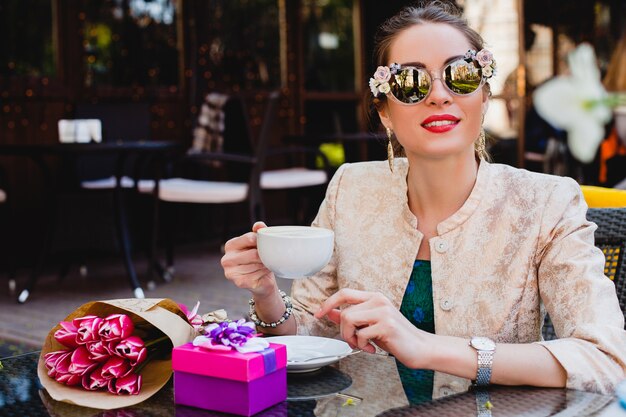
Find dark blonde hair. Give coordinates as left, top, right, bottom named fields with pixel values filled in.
left=369, top=1, right=490, bottom=158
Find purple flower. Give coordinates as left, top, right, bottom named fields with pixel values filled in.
left=205, top=319, right=257, bottom=347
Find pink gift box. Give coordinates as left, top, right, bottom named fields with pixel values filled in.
left=172, top=342, right=287, bottom=416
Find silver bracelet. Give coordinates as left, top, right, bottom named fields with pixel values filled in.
left=248, top=290, right=293, bottom=328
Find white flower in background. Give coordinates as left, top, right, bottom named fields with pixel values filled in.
left=533, top=43, right=613, bottom=163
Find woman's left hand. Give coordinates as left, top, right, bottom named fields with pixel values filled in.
left=314, top=288, right=434, bottom=368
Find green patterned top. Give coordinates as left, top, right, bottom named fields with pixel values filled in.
left=396, top=260, right=435, bottom=405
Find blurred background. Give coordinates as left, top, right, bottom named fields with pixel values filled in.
left=1, top=0, right=626, bottom=285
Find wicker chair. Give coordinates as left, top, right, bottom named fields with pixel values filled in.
left=542, top=207, right=626, bottom=340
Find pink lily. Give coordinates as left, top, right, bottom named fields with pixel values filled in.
left=86, top=340, right=113, bottom=362
left=110, top=373, right=142, bottom=395
left=112, top=336, right=147, bottom=366
left=102, top=356, right=132, bottom=379
left=99, top=314, right=134, bottom=342
left=179, top=301, right=203, bottom=331
left=73, top=315, right=104, bottom=344
left=68, top=345, right=98, bottom=375
left=54, top=321, right=79, bottom=348
left=44, top=350, right=70, bottom=378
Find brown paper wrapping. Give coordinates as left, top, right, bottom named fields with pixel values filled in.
left=38, top=298, right=197, bottom=410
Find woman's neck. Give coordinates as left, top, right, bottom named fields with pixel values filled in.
left=406, top=153, right=480, bottom=225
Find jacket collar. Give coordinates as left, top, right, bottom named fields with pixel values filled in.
left=396, top=158, right=491, bottom=235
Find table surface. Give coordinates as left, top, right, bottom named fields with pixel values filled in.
left=0, top=351, right=622, bottom=417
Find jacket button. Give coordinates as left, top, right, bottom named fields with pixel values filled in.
left=435, top=240, right=449, bottom=253
left=440, top=299, right=453, bottom=311
left=439, top=386, right=453, bottom=397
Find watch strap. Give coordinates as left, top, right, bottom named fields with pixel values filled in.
left=475, top=349, right=494, bottom=386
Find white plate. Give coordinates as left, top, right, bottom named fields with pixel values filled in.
left=266, top=335, right=352, bottom=373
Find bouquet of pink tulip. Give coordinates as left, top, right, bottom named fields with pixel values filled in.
left=37, top=298, right=219, bottom=410
left=44, top=313, right=154, bottom=395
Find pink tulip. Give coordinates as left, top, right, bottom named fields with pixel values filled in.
left=102, top=356, right=132, bottom=379
left=87, top=340, right=113, bottom=362
left=110, top=373, right=142, bottom=395
left=112, top=336, right=147, bottom=366
left=82, top=365, right=110, bottom=391
left=68, top=345, right=98, bottom=375
left=55, top=371, right=82, bottom=386
left=44, top=350, right=70, bottom=378
left=73, top=315, right=104, bottom=344
left=54, top=321, right=79, bottom=348
left=99, top=314, right=134, bottom=342
left=52, top=351, right=82, bottom=385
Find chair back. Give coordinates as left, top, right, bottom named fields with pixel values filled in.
left=542, top=207, right=626, bottom=340
left=247, top=91, right=281, bottom=221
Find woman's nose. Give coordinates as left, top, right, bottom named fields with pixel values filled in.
left=427, top=77, right=453, bottom=106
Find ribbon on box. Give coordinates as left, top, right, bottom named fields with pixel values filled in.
left=258, top=348, right=277, bottom=374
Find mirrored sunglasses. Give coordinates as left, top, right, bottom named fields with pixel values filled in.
left=389, top=58, right=484, bottom=104
left=369, top=49, right=497, bottom=105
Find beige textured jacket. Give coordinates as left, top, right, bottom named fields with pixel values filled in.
left=291, top=158, right=626, bottom=394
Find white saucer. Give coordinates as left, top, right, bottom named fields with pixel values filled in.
left=265, top=335, right=352, bottom=373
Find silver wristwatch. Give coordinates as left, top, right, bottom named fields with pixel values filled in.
left=469, top=336, right=496, bottom=386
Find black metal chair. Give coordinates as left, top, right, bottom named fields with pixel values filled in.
left=0, top=164, right=16, bottom=293
left=542, top=207, right=626, bottom=340
left=139, top=91, right=330, bottom=281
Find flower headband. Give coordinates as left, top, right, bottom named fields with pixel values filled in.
left=369, top=48, right=497, bottom=98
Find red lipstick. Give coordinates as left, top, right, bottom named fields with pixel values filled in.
left=421, top=114, right=460, bottom=133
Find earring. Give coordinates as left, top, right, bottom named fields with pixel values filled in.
left=386, top=127, right=395, bottom=173
left=475, top=128, right=488, bottom=161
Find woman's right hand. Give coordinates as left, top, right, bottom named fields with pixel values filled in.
left=221, top=221, right=278, bottom=298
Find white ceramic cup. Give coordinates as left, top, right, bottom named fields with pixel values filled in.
left=257, top=226, right=334, bottom=279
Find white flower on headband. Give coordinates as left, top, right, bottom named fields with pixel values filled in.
left=369, top=65, right=392, bottom=97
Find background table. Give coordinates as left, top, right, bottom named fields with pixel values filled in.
left=0, top=351, right=621, bottom=417
left=0, top=141, right=182, bottom=303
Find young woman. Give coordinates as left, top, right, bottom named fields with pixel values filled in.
left=221, top=1, right=626, bottom=394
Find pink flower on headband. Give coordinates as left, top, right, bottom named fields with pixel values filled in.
left=476, top=50, right=494, bottom=68
left=373, top=66, right=391, bottom=83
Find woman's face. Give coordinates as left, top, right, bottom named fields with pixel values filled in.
left=378, top=23, right=488, bottom=160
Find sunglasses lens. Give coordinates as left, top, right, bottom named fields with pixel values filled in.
left=444, top=59, right=483, bottom=95
left=390, top=68, right=431, bottom=104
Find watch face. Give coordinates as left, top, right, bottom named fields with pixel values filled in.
left=471, top=337, right=496, bottom=351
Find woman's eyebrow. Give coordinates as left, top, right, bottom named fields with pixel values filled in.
left=399, top=55, right=465, bottom=69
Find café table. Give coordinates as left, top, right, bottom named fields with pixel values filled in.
left=1, top=350, right=622, bottom=417
left=0, top=141, right=183, bottom=303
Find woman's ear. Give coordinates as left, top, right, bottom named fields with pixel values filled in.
left=377, top=103, right=393, bottom=131
left=481, top=95, right=489, bottom=117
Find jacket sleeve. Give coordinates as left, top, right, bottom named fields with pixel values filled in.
left=289, top=164, right=349, bottom=338
left=535, top=177, right=626, bottom=393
